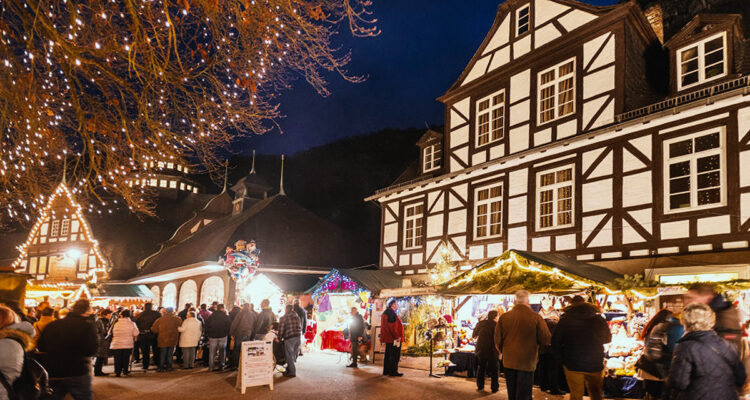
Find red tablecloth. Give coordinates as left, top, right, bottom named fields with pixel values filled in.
left=320, top=330, right=350, bottom=353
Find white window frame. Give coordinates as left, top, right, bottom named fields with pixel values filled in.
left=475, top=89, right=505, bottom=148
left=536, top=165, right=575, bottom=231
left=537, top=58, right=576, bottom=125
left=663, top=127, right=726, bottom=214
left=474, top=183, right=503, bottom=240
left=402, top=203, right=425, bottom=250
left=516, top=4, right=530, bottom=36
left=423, top=143, right=442, bottom=173
left=60, top=219, right=70, bottom=236
left=50, top=220, right=60, bottom=237
left=676, top=31, right=728, bottom=91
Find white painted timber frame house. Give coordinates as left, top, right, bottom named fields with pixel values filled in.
left=366, top=0, right=750, bottom=283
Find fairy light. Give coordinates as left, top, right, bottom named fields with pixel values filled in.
left=11, top=182, right=108, bottom=274
left=0, top=0, right=379, bottom=220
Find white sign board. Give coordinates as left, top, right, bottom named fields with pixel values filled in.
left=236, top=341, right=274, bottom=393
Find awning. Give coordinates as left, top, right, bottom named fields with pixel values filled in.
left=94, top=283, right=154, bottom=299
left=440, top=250, right=622, bottom=295
left=306, top=268, right=403, bottom=297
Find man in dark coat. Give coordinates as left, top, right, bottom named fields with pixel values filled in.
left=473, top=310, right=499, bottom=392
left=229, top=303, right=256, bottom=370
left=37, top=299, right=98, bottom=400
left=552, top=296, right=612, bottom=400
left=253, top=299, right=276, bottom=340
left=94, top=309, right=113, bottom=376
left=204, top=304, right=232, bottom=371
left=135, top=302, right=161, bottom=371
left=346, top=307, right=366, bottom=368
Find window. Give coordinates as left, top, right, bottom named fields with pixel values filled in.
left=50, top=220, right=60, bottom=237
left=664, top=129, right=725, bottom=212
left=60, top=219, right=70, bottom=236
left=423, top=143, right=442, bottom=173
left=516, top=4, right=530, bottom=36
left=677, top=32, right=727, bottom=90
left=403, top=203, right=424, bottom=250
left=169, top=180, right=177, bottom=189
left=476, top=90, right=505, bottom=147
left=537, top=166, right=574, bottom=230
left=475, top=184, right=503, bottom=239
left=538, top=59, right=576, bottom=124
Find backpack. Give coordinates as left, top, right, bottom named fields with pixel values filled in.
left=0, top=339, right=52, bottom=400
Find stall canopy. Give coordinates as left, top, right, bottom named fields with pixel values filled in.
left=306, top=268, right=403, bottom=297
left=440, top=250, right=622, bottom=295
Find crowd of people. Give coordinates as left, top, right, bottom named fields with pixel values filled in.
left=0, top=297, right=310, bottom=400
left=470, top=284, right=748, bottom=400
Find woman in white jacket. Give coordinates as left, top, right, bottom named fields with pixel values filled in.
left=178, top=310, right=202, bottom=369
left=0, top=305, right=35, bottom=400
left=109, top=310, right=139, bottom=376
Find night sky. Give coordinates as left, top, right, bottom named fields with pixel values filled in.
left=246, top=0, right=620, bottom=155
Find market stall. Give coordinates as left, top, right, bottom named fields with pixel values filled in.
left=437, top=250, right=653, bottom=396
left=306, top=268, right=402, bottom=357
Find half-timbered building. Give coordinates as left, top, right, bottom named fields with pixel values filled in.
left=367, top=0, right=750, bottom=283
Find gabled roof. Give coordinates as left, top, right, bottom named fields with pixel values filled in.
left=664, top=13, right=743, bottom=48
left=443, top=0, right=620, bottom=97
left=137, top=195, right=356, bottom=277
left=415, top=129, right=443, bottom=147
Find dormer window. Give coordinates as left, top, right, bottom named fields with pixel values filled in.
left=516, top=4, right=530, bottom=36
left=423, top=143, right=442, bottom=173
left=677, top=31, right=726, bottom=90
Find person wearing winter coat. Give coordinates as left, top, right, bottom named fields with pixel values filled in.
left=293, top=300, right=307, bottom=335
left=473, top=310, right=499, bottom=393
left=253, top=299, right=276, bottom=340
left=229, top=303, right=256, bottom=370
left=668, top=303, right=746, bottom=400
left=495, top=290, right=551, bottom=400
left=109, top=310, right=139, bottom=377
left=380, top=299, right=405, bottom=377
left=638, top=309, right=684, bottom=400
left=346, top=307, right=366, bottom=368
left=0, top=305, right=35, bottom=400
left=178, top=311, right=202, bottom=369
left=204, top=304, right=232, bottom=371
left=94, top=309, right=113, bottom=376
left=551, top=296, right=611, bottom=400
left=37, top=299, right=98, bottom=400
left=150, top=307, right=182, bottom=372
left=134, top=302, right=161, bottom=371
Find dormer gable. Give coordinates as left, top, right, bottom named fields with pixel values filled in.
left=447, top=0, right=616, bottom=92
left=416, top=129, right=444, bottom=175
left=664, top=14, right=745, bottom=93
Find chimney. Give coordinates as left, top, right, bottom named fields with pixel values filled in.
left=645, top=4, right=664, bottom=43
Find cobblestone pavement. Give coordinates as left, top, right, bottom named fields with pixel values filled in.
left=93, top=351, right=566, bottom=400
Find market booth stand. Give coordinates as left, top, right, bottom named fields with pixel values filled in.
left=437, top=250, right=651, bottom=397
left=306, top=268, right=402, bottom=360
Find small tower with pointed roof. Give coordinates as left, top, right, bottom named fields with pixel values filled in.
left=230, top=150, right=272, bottom=215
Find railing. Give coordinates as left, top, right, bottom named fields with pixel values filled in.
left=374, top=75, right=750, bottom=196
